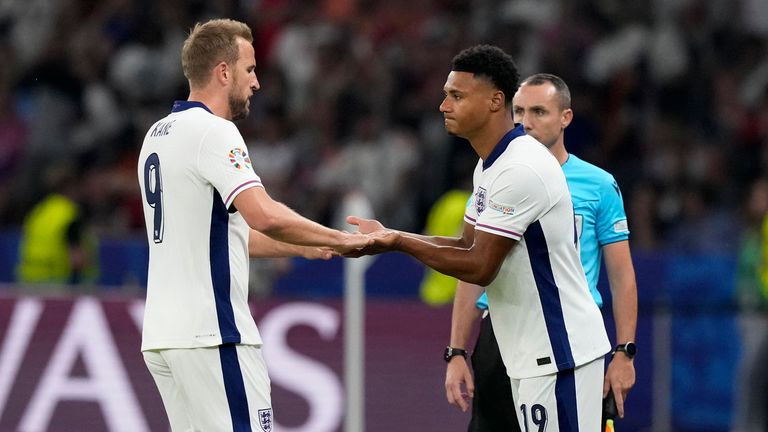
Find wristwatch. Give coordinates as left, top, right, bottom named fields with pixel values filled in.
left=444, top=346, right=467, bottom=362
left=613, top=342, right=637, bottom=359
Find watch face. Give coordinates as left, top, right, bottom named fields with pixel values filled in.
left=625, top=342, right=637, bottom=356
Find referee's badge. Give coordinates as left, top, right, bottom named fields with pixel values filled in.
left=475, top=187, right=487, bottom=214
left=258, top=408, right=273, bottom=432
left=228, top=147, right=253, bottom=170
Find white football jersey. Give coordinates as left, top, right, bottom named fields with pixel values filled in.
left=137, top=101, right=263, bottom=351
left=464, top=125, right=610, bottom=379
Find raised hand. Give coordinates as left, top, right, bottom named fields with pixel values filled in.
left=343, top=229, right=400, bottom=257
left=346, top=215, right=385, bottom=234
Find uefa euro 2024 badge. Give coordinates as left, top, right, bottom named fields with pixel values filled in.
left=228, top=147, right=253, bottom=170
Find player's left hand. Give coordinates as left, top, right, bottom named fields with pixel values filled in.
left=342, top=230, right=400, bottom=257
left=603, top=353, right=635, bottom=418
left=304, top=247, right=337, bottom=260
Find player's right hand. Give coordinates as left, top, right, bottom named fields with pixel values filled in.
left=334, top=231, right=374, bottom=255
left=342, top=230, right=400, bottom=257
left=346, top=215, right=385, bottom=234
left=445, top=356, right=474, bottom=412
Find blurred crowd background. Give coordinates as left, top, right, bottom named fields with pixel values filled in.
left=0, top=0, right=765, bottom=254
left=0, top=0, right=766, bottom=430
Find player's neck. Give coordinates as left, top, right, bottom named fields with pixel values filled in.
left=472, top=119, right=517, bottom=160
left=187, top=89, right=232, bottom=120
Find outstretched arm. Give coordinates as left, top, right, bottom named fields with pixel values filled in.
left=445, top=281, right=484, bottom=412
left=348, top=216, right=514, bottom=286
left=234, top=187, right=371, bottom=254
left=248, top=229, right=335, bottom=259
left=602, top=240, right=638, bottom=418
left=395, top=230, right=513, bottom=286
left=348, top=216, right=475, bottom=249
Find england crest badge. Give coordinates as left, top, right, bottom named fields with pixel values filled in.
left=475, top=187, right=487, bottom=215
left=258, top=408, right=273, bottom=432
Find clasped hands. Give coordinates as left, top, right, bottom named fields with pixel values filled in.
left=342, top=216, right=400, bottom=257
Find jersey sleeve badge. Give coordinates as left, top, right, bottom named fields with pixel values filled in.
left=613, top=219, right=629, bottom=233
left=475, top=187, right=487, bottom=214
left=228, top=147, right=253, bottom=170
left=488, top=199, right=516, bottom=215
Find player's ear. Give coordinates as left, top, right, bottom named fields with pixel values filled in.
left=489, top=90, right=505, bottom=112
left=214, top=62, right=230, bottom=85
left=561, top=108, right=573, bottom=129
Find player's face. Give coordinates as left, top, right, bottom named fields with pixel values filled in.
left=229, top=38, right=260, bottom=121
left=512, top=82, right=571, bottom=148
left=439, top=71, right=499, bottom=139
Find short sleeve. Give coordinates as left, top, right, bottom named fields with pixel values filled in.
left=476, top=292, right=489, bottom=310
left=474, top=164, right=551, bottom=240
left=197, top=121, right=263, bottom=208
left=464, top=160, right=483, bottom=226
left=596, top=176, right=629, bottom=245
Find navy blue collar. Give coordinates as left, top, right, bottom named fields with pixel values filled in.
left=482, top=124, right=526, bottom=170
left=171, top=100, right=213, bottom=114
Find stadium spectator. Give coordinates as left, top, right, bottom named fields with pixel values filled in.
left=418, top=188, right=472, bottom=306
left=0, top=0, right=763, bottom=251
left=733, top=178, right=768, bottom=431
left=16, top=165, right=98, bottom=287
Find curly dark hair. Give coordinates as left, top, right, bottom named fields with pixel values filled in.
left=451, top=45, right=519, bottom=107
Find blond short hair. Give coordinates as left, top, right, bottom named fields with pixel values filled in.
left=181, top=19, right=253, bottom=88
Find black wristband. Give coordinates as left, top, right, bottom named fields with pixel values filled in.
left=444, top=346, right=467, bottom=362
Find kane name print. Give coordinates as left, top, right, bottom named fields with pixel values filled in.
left=150, top=120, right=175, bottom=137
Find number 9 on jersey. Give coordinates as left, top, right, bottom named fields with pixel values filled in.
left=143, top=153, right=164, bottom=243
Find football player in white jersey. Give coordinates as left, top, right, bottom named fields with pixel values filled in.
left=137, top=19, right=372, bottom=431
left=446, top=74, right=638, bottom=432
left=346, top=45, right=611, bottom=430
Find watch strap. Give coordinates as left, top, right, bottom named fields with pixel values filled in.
left=444, top=346, right=467, bottom=362
left=613, top=342, right=636, bottom=359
